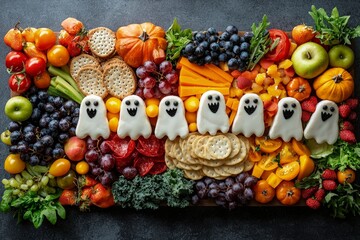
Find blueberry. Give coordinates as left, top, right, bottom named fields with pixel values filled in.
left=194, top=32, right=205, bottom=42
left=224, top=41, right=233, bottom=51
left=233, top=45, right=241, bottom=54
left=208, top=35, right=218, bottom=43
left=52, top=148, right=64, bottom=159
left=194, top=46, right=205, bottom=57
left=37, top=102, right=45, bottom=111
left=210, top=51, right=219, bottom=60
left=210, top=42, right=220, bottom=52
left=199, top=41, right=209, bottom=49
left=47, top=96, right=55, bottom=103
left=240, top=51, right=249, bottom=61
left=226, top=25, right=238, bottom=35
left=219, top=32, right=230, bottom=41
left=196, top=58, right=205, bottom=66
left=48, top=119, right=59, bottom=131
left=9, top=145, right=18, bottom=153
left=39, top=117, right=48, bottom=128
left=33, top=141, right=44, bottom=153
left=10, top=130, right=22, bottom=144
left=40, top=128, right=51, bottom=137
left=38, top=91, right=48, bottom=101
left=230, top=34, right=240, bottom=44
left=58, top=133, right=69, bottom=143
left=204, top=55, right=212, bottom=64
left=207, top=27, right=217, bottom=35
left=23, top=124, right=35, bottom=133
left=45, top=103, right=55, bottom=113
left=243, top=32, right=253, bottom=42
left=24, top=131, right=36, bottom=143
left=50, top=111, right=61, bottom=120
left=20, top=153, right=30, bottom=162
left=188, top=55, right=198, bottom=63
left=55, top=143, right=62, bottom=149
left=44, top=147, right=53, bottom=156
left=17, top=144, right=29, bottom=153
left=72, top=108, right=80, bottom=117
left=29, top=155, right=40, bottom=166
left=68, top=127, right=76, bottom=136
left=228, top=58, right=239, bottom=70
left=64, top=101, right=75, bottom=111
left=218, top=53, right=228, bottom=62
left=240, top=42, right=250, bottom=51
left=239, top=36, right=246, bottom=43
left=72, top=117, right=79, bottom=127
left=53, top=97, right=64, bottom=107
left=31, top=108, right=42, bottom=121
left=184, top=43, right=195, bottom=55
left=225, top=50, right=235, bottom=58
left=29, top=95, right=39, bottom=105
left=59, top=118, right=71, bottom=132
left=40, top=135, right=54, bottom=146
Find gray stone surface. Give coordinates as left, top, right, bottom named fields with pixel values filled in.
left=0, top=0, right=359, bottom=239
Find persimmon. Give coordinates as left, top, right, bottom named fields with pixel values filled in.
left=276, top=181, right=301, bottom=205
left=253, top=180, right=275, bottom=204
left=291, top=24, right=315, bottom=45
left=337, top=169, right=356, bottom=184
left=286, top=77, right=312, bottom=101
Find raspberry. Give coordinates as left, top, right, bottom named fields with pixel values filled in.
left=314, top=188, right=326, bottom=201
left=339, top=130, right=356, bottom=144
left=321, top=169, right=337, bottom=180
left=345, top=98, right=359, bottom=110
left=306, top=198, right=321, bottom=210
left=341, top=121, right=354, bottom=131
left=339, top=104, right=351, bottom=118
left=301, top=96, right=317, bottom=113
left=301, top=111, right=311, bottom=122
left=322, top=180, right=338, bottom=191
left=301, top=186, right=318, bottom=199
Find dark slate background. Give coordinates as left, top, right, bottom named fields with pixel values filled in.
left=0, top=0, right=359, bottom=239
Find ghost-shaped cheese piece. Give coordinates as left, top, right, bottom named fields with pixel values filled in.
left=155, top=96, right=189, bottom=140
left=76, top=95, right=110, bottom=140
left=232, top=93, right=265, bottom=137
left=304, top=100, right=339, bottom=144
left=197, top=90, right=229, bottom=135
left=269, top=97, right=303, bottom=142
left=117, top=95, right=152, bottom=140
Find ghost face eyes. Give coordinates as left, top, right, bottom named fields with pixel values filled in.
left=207, top=94, right=221, bottom=114
left=165, top=100, right=179, bottom=117
left=125, top=99, right=140, bottom=117
left=282, top=101, right=297, bottom=120
left=321, top=104, right=336, bottom=122
left=244, top=97, right=259, bottom=115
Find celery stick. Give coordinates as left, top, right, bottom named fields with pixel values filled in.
left=48, top=65, right=83, bottom=96
left=54, top=76, right=84, bottom=102
left=48, top=85, right=71, bottom=100
left=55, top=84, right=82, bottom=104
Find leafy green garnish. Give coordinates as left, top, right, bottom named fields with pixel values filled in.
left=0, top=189, right=14, bottom=213
left=295, top=169, right=322, bottom=189
left=317, top=140, right=360, bottom=171
left=165, top=18, right=193, bottom=64
left=324, top=183, right=360, bottom=219
left=112, top=169, right=194, bottom=210
left=305, top=138, right=334, bottom=159
left=247, top=15, right=273, bottom=70
left=9, top=190, right=65, bottom=228
left=309, top=5, right=360, bottom=45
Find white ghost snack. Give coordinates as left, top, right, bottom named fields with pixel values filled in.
left=304, top=100, right=339, bottom=145
left=117, top=95, right=152, bottom=140
left=197, top=90, right=229, bottom=135
left=232, top=93, right=264, bottom=137
left=155, top=96, right=189, bottom=140
left=76, top=95, right=110, bottom=140
left=269, top=97, right=303, bottom=142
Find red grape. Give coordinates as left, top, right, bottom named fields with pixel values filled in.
left=136, top=66, right=149, bottom=78
left=165, top=72, right=179, bottom=84
left=170, top=84, right=178, bottom=95
left=91, top=166, right=103, bottom=176
left=158, top=81, right=172, bottom=94
left=100, top=171, right=114, bottom=186
left=159, top=61, right=173, bottom=74
left=143, top=76, right=157, bottom=88
left=100, top=154, right=115, bottom=171
left=86, top=137, right=97, bottom=150
left=138, top=79, right=145, bottom=88
left=99, top=141, right=111, bottom=154
left=153, top=87, right=162, bottom=99
left=143, top=88, right=155, bottom=99
left=143, top=61, right=157, bottom=73
left=85, top=149, right=99, bottom=162
left=122, top=166, right=138, bottom=180
left=135, top=88, right=144, bottom=98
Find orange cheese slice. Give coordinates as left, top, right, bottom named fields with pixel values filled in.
left=178, top=85, right=229, bottom=98
left=229, top=110, right=237, bottom=126
left=205, top=64, right=234, bottom=83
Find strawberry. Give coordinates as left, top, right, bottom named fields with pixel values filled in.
left=91, top=183, right=112, bottom=205
left=338, top=104, right=351, bottom=118
left=59, top=189, right=77, bottom=206
left=339, top=130, right=356, bottom=144
left=348, top=111, right=357, bottom=121
left=314, top=188, right=326, bottom=201
left=301, top=186, right=318, bottom=199
left=301, top=96, right=317, bottom=113
left=321, top=169, right=337, bottom=180
left=301, top=111, right=311, bottom=122
left=322, top=180, right=338, bottom=191
left=346, top=98, right=359, bottom=110
left=341, top=121, right=354, bottom=131
left=306, top=198, right=321, bottom=210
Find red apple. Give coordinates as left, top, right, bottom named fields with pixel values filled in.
left=236, top=76, right=252, bottom=90
left=64, top=136, right=87, bottom=161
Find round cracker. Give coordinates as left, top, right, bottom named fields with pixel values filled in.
left=202, top=166, right=221, bottom=179
left=183, top=170, right=204, bottom=180
left=214, top=166, right=231, bottom=177
left=187, top=134, right=200, bottom=158
left=164, top=154, right=176, bottom=170
left=223, top=140, right=247, bottom=166
left=165, top=139, right=173, bottom=157
left=193, top=136, right=208, bottom=159
left=175, top=161, right=193, bottom=171
left=70, top=54, right=100, bottom=79
left=88, top=27, right=116, bottom=58
left=226, top=133, right=241, bottom=158
left=76, top=66, right=108, bottom=98
left=238, top=135, right=250, bottom=152
left=221, top=162, right=245, bottom=175
left=197, top=158, right=223, bottom=167
left=206, top=135, right=231, bottom=160
left=243, top=159, right=255, bottom=172
left=189, top=164, right=203, bottom=171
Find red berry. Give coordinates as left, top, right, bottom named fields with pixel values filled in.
left=322, top=180, right=338, bottom=191
left=345, top=98, right=359, bottom=110
left=339, top=130, right=356, bottom=144
left=301, top=96, right=317, bottom=113
left=321, top=169, right=337, bottom=180
left=301, top=186, right=318, bottom=199
left=301, top=111, right=311, bottom=122
left=348, top=111, right=357, bottom=121
left=236, top=76, right=252, bottom=89
left=341, top=121, right=354, bottom=131
left=339, top=104, right=351, bottom=118
left=314, top=188, right=326, bottom=201
left=306, top=198, right=321, bottom=210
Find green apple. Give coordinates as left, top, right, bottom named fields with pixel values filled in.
left=328, top=45, right=354, bottom=69
left=1, top=130, right=11, bottom=145
left=291, top=42, right=329, bottom=79
left=4, top=96, right=33, bottom=122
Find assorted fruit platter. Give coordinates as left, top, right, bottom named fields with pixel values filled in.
left=1, top=5, right=360, bottom=228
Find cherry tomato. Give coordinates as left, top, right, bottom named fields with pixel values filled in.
left=67, top=41, right=82, bottom=57
left=255, top=136, right=282, bottom=153
left=49, top=158, right=71, bottom=177
left=47, top=45, right=70, bottom=67
left=58, top=30, right=74, bottom=47
left=75, top=161, right=90, bottom=175
left=25, top=57, right=46, bottom=76
left=8, top=73, right=32, bottom=94
left=34, top=28, right=57, bottom=51
left=4, top=154, right=26, bottom=174
left=337, top=169, right=356, bottom=184
left=34, top=71, right=51, bottom=89
left=5, top=51, right=27, bottom=72
left=264, top=29, right=290, bottom=62
left=56, top=170, right=77, bottom=189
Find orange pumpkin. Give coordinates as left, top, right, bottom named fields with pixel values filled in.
left=115, top=22, right=167, bottom=68
left=276, top=181, right=301, bottom=205
left=286, top=77, right=311, bottom=101
left=313, top=68, right=354, bottom=103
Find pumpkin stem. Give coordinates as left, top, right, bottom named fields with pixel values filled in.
left=332, top=74, right=343, bottom=83
left=287, top=190, right=294, bottom=197
left=139, top=29, right=149, bottom=42
left=298, top=85, right=306, bottom=93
